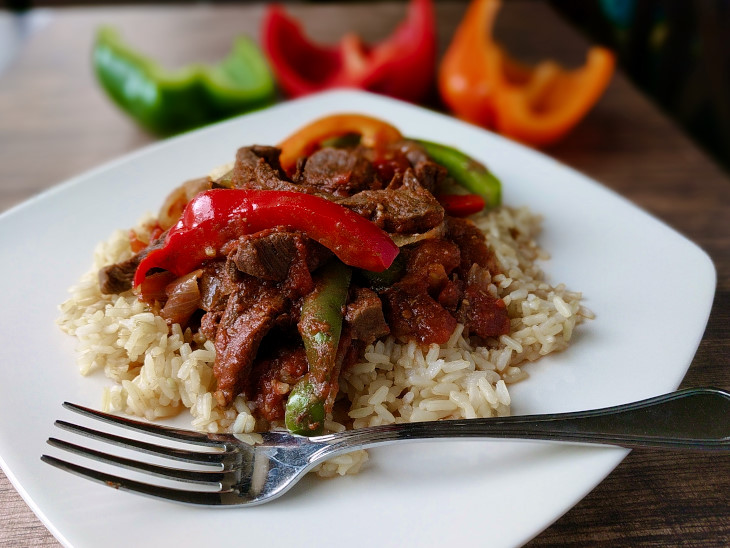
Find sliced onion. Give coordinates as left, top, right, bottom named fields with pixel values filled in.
left=158, top=177, right=212, bottom=230
left=389, top=221, right=446, bottom=247
left=160, top=270, right=203, bottom=326
left=136, top=271, right=177, bottom=304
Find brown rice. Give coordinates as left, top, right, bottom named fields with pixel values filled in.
left=57, top=205, right=591, bottom=477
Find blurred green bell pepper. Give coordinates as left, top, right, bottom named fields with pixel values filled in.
left=93, top=26, right=277, bottom=135
left=414, top=139, right=502, bottom=209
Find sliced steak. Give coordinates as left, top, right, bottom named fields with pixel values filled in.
left=227, top=228, right=331, bottom=282
left=399, top=139, right=431, bottom=167
left=396, top=140, right=447, bottom=195
left=446, top=216, right=501, bottom=276
left=382, top=287, right=457, bottom=345
left=345, top=287, right=389, bottom=345
left=246, top=344, right=308, bottom=422
left=98, top=260, right=139, bottom=295
left=298, top=147, right=377, bottom=197
left=232, top=145, right=325, bottom=195
left=379, top=238, right=462, bottom=345
left=404, top=239, right=461, bottom=295
left=232, top=146, right=285, bottom=184
left=413, top=160, right=447, bottom=195
left=198, top=260, right=237, bottom=340
left=230, top=228, right=300, bottom=281
left=229, top=146, right=444, bottom=235
left=200, top=308, right=223, bottom=341
left=98, top=234, right=166, bottom=294
left=213, top=281, right=288, bottom=407
left=210, top=231, right=323, bottom=407
left=232, top=146, right=301, bottom=192
left=336, top=169, right=444, bottom=234
left=457, top=282, right=510, bottom=339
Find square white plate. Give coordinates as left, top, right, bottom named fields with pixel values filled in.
left=0, top=90, right=716, bottom=548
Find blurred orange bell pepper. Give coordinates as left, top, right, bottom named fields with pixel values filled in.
left=277, top=113, right=403, bottom=175
left=439, top=0, right=615, bottom=147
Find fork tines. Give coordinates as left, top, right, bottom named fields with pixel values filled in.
left=41, top=402, right=242, bottom=506
left=39, top=454, right=232, bottom=505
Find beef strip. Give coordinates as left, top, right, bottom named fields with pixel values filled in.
left=232, top=146, right=316, bottom=193
left=345, top=287, right=390, bottom=345
left=98, top=261, right=139, bottom=295
left=229, top=145, right=446, bottom=236
left=413, top=160, right=447, bottom=195
left=396, top=140, right=448, bottom=195
left=232, top=146, right=286, bottom=184
left=230, top=228, right=300, bottom=281
left=297, top=147, right=378, bottom=197
left=380, top=239, right=462, bottom=345
left=197, top=260, right=238, bottom=340
left=231, top=232, right=316, bottom=302
left=208, top=227, right=330, bottom=406
left=382, top=289, right=457, bottom=345
left=227, top=228, right=331, bottom=282
left=446, top=216, right=501, bottom=277
left=98, top=234, right=166, bottom=294
left=405, top=239, right=461, bottom=293
left=335, top=168, right=444, bottom=234
left=399, top=139, right=431, bottom=167
left=212, top=280, right=289, bottom=407
left=456, top=281, right=510, bottom=339
left=200, top=308, right=223, bottom=341
left=246, top=344, right=308, bottom=422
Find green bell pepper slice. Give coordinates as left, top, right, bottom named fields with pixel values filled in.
left=285, top=260, right=352, bottom=436
left=93, top=26, right=276, bottom=135
left=414, top=139, right=502, bottom=208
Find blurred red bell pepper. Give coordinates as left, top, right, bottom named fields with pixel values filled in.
left=133, top=189, right=399, bottom=287
left=437, top=194, right=486, bottom=217
left=439, top=0, right=615, bottom=147
left=261, top=0, right=436, bottom=103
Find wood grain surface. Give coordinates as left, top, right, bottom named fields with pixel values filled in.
left=0, top=2, right=728, bottom=546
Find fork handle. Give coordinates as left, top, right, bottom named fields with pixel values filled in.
left=324, top=388, right=730, bottom=451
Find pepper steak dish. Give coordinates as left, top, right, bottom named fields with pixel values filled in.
left=58, top=114, right=591, bottom=476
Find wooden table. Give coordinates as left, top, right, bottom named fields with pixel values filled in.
left=1, top=2, right=728, bottom=546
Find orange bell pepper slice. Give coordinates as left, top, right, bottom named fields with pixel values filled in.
left=439, top=0, right=615, bottom=147
left=277, top=113, right=403, bottom=175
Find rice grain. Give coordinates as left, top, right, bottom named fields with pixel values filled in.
left=57, top=205, right=590, bottom=477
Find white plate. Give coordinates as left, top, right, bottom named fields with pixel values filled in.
left=0, top=90, right=716, bottom=548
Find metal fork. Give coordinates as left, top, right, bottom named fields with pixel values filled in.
left=42, top=387, right=730, bottom=507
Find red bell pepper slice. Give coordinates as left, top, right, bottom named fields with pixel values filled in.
left=261, top=0, right=436, bottom=103
left=133, top=189, right=400, bottom=287
left=437, top=193, right=486, bottom=217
